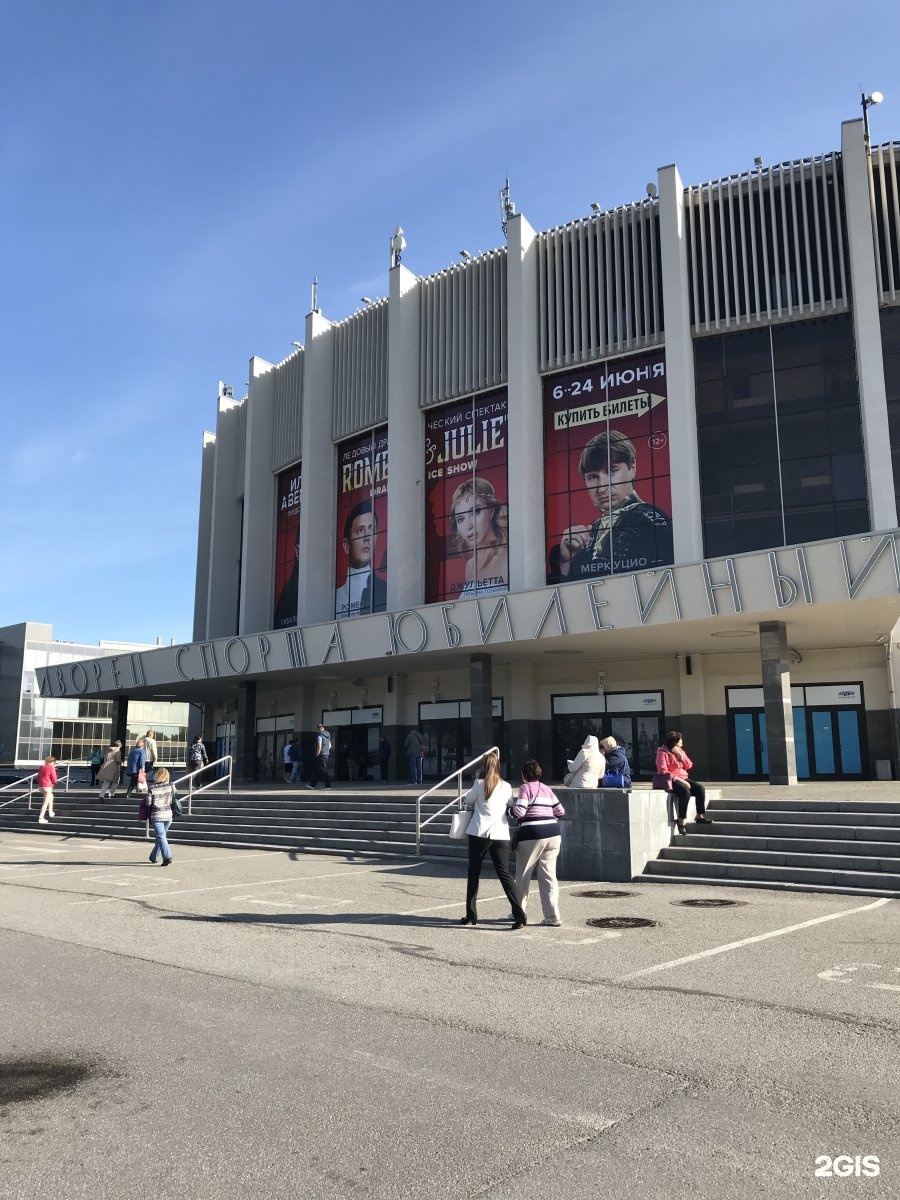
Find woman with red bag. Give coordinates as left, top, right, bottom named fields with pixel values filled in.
left=655, top=731, right=711, bottom=836
left=124, top=740, right=147, bottom=798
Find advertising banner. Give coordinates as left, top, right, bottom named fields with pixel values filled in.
left=273, top=465, right=302, bottom=629
left=335, top=426, right=389, bottom=619
left=544, top=350, right=672, bottom=583
left=425, top=389, right=509, bottom=604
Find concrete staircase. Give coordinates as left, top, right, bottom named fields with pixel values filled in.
left=0, top=788, right=467, bottom=860
left=643, top=796, right=900, bottom=897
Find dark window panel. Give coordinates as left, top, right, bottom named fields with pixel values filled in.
left=731, top=513, right=785, bottom=554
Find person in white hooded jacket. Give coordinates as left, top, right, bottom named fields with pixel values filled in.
left=565, top=735, right=606, bottom=788
left=460, top=750, right=527, bottom=930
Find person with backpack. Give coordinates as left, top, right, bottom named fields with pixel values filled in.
left=282, top=739, right=293, bottom=783
left=306, top=723, right=332, bottom=789
left=187, top=735, right=208, bottom=777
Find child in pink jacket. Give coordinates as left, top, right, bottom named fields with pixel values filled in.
left=37, top=756, right=58, bottom=824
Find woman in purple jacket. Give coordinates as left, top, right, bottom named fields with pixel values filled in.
left=512, top=759, right=566, bottom=927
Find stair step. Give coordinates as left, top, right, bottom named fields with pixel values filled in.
left=637, top=874, right=900, bottom=899
left=706, top=809, right=900, bottom=828
left=675, top=832, right=900, bottom=858
left=683, top=820, right=900, bottom=841
left=643, top=857, right=900, bottom=890
left=660, top=845, right=900, bottom=872
left=708, top=798, right=900, bottom=814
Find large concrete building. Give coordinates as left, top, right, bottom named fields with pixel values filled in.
left=38, top=120, right=900, bottom=787
left=2, top=623, right=189, bottom=770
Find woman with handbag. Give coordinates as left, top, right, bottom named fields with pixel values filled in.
left=512, top=760, right=566, bottom=927
left=564, top=735, right=605, bottom=788
left=146, top=767, right=179, bottom=866
left=599, top=736, right=631, bottom=788
left=124, top=739, right=147, bottom=799
left=655, top=731, right=711, bottom=835
left=97, top=740, right=122, bottom=801
left=459, top=750, right=527, bottom=930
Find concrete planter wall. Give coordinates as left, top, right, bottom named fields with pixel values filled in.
left=557, top=788, right=672, bottom=882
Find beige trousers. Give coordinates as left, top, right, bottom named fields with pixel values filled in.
left=515, top=835, right=561, bottom=921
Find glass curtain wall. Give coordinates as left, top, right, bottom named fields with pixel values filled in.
left=882, top=307, right=900, bottom=521
left=695, top=314, right=869, bottom=556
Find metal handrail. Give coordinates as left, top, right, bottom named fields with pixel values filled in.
left=0, top=764, right=73, bottom=810
left=171, top=754, right=233, bottom=817
left=415, top=746, right=500, bottom=854
left=139, top=755, right=234, bottom=839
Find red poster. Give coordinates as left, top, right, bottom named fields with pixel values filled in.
left=425, top=390, right=508, bottom=604
left=335, top=427, right=388, bottom=619
left=544, top=350, right=672, bottom=582
left=273, top=465, right=301, bottom=629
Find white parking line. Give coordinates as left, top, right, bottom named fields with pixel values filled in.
left=620, top=897, right=892, bottom=981
left=68, top=860, right=423, bottom=904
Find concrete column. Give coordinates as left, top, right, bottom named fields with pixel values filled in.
left=239, top=357, right=277, bottom=635
left=110, top=697, right=129, bottom=750
left=676, top=653, right=709, bottom=774
left=298, top=310, right=336, bottom=624
left=886, top=618, right=900, bottom=779
left=470, top=653, right=493, bottom=759
left=658, top=163, right=703, bottom=564
left=506, top=213, right=545, bottom=591
left=206, top=390, right=245, bottom=639
left=387, top=264, right=424, bottom=611
left=235, top=681, right=257, bottom=783
left=380, top=672, right=407, bottom=783
left=840, top=119, right=896, bottom=532
left=193, top=432, right=216, bottom=641
left=759, top=621, right=797, bottom=785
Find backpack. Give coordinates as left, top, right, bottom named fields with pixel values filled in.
left=189, top=743, right=205, bottom=765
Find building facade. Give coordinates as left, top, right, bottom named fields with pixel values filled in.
left=38, top=121, right=900, bottom=786
left=1, top=623, right=189, bottom=771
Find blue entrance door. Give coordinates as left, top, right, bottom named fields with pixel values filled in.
left=732, top=712, right=768, bottom=778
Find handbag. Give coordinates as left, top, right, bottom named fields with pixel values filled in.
left=563, top=771, right=574, bottom=787
left=652, top=772, right=673, bottom=791
left=138, top=798, right=150, bottom=822
left=602, top=770, right=627, bottom=788
left=449, top=808, right=472, bottom=840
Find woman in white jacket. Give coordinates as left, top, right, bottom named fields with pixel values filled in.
left=460, top=750, right=528, bottom=930
left=565, top=735, right=605, bottom=788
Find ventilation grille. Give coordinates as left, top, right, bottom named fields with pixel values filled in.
left=686, top=155, right=848, bottom=331
left=272, top=349, right=304, bottom=472
left=537, top=202, right=663, bottom=372
left=234, top=402, right=247, bottom=499
left=870, top=141, right=900, bottom=305
left=332, top=301, right=388, bottom=440
left=419, top=251, right=507, bottom=409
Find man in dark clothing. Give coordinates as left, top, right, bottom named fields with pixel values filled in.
left=306, top=724, right=332, bottom=790
left=288, top=738, right=303, bottom=784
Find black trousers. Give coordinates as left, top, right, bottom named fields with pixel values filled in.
left=671, top=778, right=706, bottom=821
left=466, top=836, right=526, bottom=923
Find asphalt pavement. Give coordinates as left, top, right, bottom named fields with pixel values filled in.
left=1, top=829, right=898, bottom=1199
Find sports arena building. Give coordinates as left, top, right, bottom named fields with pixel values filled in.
left=38, top=119, right=900, bottom=787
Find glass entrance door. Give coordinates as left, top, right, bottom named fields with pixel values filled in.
left=551, top=713, right=664, bottom=782
left=797, top=707, right=863, bottom=779
left=732, top=712, right=769, bottom=779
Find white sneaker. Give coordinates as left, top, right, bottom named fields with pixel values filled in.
left=38, top=817, right=49, bottom=824
left=541, top=918, right=563, bottom=927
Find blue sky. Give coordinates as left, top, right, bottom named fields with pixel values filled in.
left=1, top=0, right=896, bottom=646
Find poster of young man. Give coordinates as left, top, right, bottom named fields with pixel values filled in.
left=425, top=389, right=509, bottom=604
left=273, top=465, right=301, bottom=629
left=335, top=427, right=388, bottom=620
left=544, top=350, right=673, bottom=583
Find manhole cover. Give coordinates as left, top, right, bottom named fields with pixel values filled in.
left=585, top=916, right=658, bottom=929
left=574, top=889, right=636, bottom=899
left=675, top=898, right=747, bottom=908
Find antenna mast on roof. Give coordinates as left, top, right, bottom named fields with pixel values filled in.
left=310, top=277, right=319, bottom=313
left=500, top=178, right=516, bottom=239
